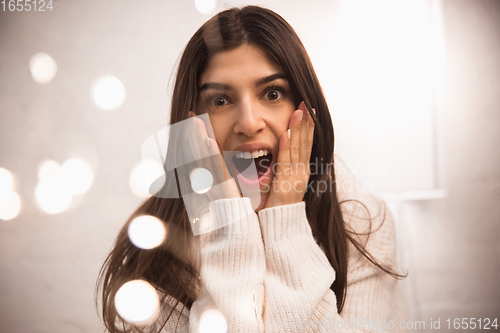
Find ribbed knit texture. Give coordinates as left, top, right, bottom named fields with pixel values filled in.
left=190, top=197, right=265, bottom=332
left=161, top=192, right=407, bottom=332
left=258, top=201, right=336, bottom=332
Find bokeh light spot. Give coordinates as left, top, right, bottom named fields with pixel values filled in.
left=199, top=309, right=227, bottom=333
left=59, top=158, right=93, bottom=195
left=129, top=160, right=164, bottom=198
left=37, top=160, right=61, bottom=181
left=114, top=280, right=160, bottom=324
left=190, top=167, right=213, bottom=194
left=128, top=215, right=167, bottom=250
left=194, top=0, right=217, bottom=15
left=92, top=75, right=126, bottom=110
left=0, top=190, right=21, bottom=220
left=35, top=175, right=72, bottom=214
left=29, top=52, right=58, bottom=84
left=0, top=168, right=14, bottom=193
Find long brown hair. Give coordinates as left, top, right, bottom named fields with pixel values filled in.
left=96, top=5, right=406, bottom=332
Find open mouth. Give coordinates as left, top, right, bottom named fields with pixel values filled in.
left=231, top=150, right=273, bottom=181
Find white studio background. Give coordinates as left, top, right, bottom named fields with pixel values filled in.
left=1, top=0, right=499, bottom=332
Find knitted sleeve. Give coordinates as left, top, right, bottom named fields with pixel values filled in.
left=257, top=197, right=407, bottom=333
left=189, top=197, right=266, bottom=332
left=160, top=197, right=266, bottom=333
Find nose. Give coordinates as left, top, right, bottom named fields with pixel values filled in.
left=233, top=97, right=265, bottom=137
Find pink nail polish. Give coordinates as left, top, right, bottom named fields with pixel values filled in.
left=298, top=111, right=304, bottom=122
left=287, top=129, right=291, bottom=140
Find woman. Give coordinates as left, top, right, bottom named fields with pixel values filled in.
left=97, top=5, right=407, bottom=333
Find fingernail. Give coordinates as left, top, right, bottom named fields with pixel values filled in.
left=312, top=108, right=316, bottom=115
left=287, top=129, right=291, bottom=140
left=299, top=101, right=306, bottom=111
left=298, top=111, right=303, bottom=122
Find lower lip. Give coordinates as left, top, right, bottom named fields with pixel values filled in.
left=236, top=159, right=273, bottom=189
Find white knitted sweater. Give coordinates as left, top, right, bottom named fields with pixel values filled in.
left=160, top=174, right=408, bottom=333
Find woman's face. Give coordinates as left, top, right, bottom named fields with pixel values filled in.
left=196, top=43, right=296, bottom=211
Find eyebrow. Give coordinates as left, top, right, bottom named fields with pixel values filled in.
left=199, top=73, right=288, bottom=92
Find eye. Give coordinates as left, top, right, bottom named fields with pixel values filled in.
left=205, top=95, right=229, bottom=108
left=213, top=96, right=227, bottom=106
left=262, top=85, right=288, bottom=102
left=266, top=90, right=281, bottom=101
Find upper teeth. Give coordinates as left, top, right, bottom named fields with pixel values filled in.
left=235, top=149, right=269, bottom=159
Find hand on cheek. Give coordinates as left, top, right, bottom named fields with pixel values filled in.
left=187, top=111, right=242, bottom=201
left=264, top=101, right=315, bottom=209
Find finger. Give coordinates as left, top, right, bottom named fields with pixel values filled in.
left=206, top=134, right=242, bottom=199
left=304, top=108, right=315, bottom=177
left=308, top=108, right=316, bottom=155
left=298, top=102, right=310, bottom=169
left=206, top=137, right=230, bottom=183
left=289, top=107, right=302, bottom=169
left=186, top=118, right=214, bottom=180
left=183, top=111, right=197, bottom=151
left=191, top=117, right=209, bottom=158
left=190, top=116, right=232, bottom=186
left=274, top=128, right=291, bottom=185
